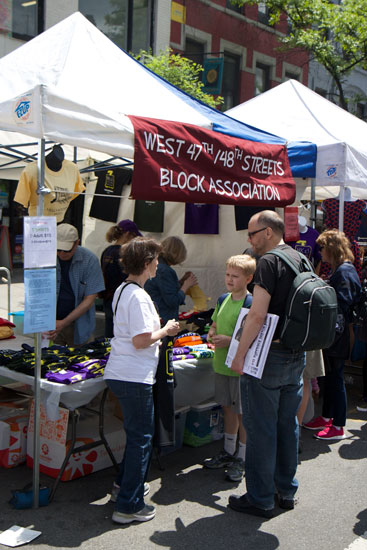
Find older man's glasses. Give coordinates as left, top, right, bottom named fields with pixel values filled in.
left=248, top=227, right=268, bottom=239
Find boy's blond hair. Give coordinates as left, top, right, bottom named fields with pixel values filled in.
left=226, top=254, right=256, bottom=278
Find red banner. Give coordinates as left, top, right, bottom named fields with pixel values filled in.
left=129, top=116, right=295, bottom=206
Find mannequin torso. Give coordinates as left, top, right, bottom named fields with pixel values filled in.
left=298, top=215, right=307, bottom=234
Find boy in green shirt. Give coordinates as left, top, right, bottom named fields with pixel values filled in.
left=204, top=254, right=256, bottom=481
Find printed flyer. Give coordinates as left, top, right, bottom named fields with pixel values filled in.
left=225, top=308, right=279, bottom=379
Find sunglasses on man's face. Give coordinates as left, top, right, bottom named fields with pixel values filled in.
left=248, top=227, right=268, bottom=239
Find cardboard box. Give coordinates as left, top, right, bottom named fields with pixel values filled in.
left=27, top=401, right=125, bottom=481
left=0, top=412, right=29, bottom=468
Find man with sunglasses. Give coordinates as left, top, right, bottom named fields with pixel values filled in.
left=45, top=223, right=105, bottom=346
left=228, top=210, right=306, bottom=519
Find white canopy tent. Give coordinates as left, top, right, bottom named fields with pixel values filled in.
left=226, top=79, right=367, bottom=229
left=0, top=13, right=316, bottom=175
left=0, top=11, right=316, bottom=300
left=0, top=14, right=317, bottom=504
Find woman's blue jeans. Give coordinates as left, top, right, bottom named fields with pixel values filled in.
left=322, top=353, right=347, bottom=427
left=241, top=348, right=305, bottom=510
left=105, top=379, right=154, bottom=514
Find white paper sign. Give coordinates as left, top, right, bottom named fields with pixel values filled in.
left=0, top=525, right=41, bottom=547
left=23, top=216, right=57, bottom=268
left=24, top=268, right=56, bottom=333
left=225, top=308, right=279, bottom=379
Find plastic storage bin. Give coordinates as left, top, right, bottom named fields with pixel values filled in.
left=160, top=406, right=190, bottom=456
left=9, top=311, right=34, bottom=337
left=184, top=401, right=222, bottom=447
left=9, top=312, right=24, bottom=336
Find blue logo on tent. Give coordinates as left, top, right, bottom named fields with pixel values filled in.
left=15, top=100, right=30, bottom=119
left=327, top=166, right=337, bottom=178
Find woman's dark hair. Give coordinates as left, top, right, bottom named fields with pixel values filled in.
left=120, top=237, right=161, bottom=275
left=105, top=225, right=138, bottom=243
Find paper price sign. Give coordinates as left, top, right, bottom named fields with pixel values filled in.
left=23, top=216, right=57, bottom=268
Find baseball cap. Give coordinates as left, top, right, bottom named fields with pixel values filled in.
left=118, top=219, right=142, bottom=236
left=57, top=223, right=79, bottom=251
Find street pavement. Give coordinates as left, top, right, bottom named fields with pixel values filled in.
left=0, top=404, right=366, bottom=550
left=0, top=275, right=367, bottom=550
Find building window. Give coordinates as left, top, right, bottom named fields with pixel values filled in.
left=185, top=38, right=205, bottom=66
left=258, top=1, right=270, bottom=24
left=79, top=0, right=152, bottom=54
left=226, top=0, right=242, bottom=13
left=130, top=0, right=152, bottom=54
left=355, top=103, right=366, bottom=120
left=222, top=53, right=240, bottom=110
left=285, top=71, right=299, bottom=81
left=0, top=0, right=44, bottom=41
left=315, top=87, right=327, bottom=98
left=255, top=63, right=270, bottom=96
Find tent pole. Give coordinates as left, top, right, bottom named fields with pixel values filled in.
left=310, top=178, right=316, bottom=229
left=338, top=185, right=344, bottom=231
left=32, top=138, right=45, bottom=509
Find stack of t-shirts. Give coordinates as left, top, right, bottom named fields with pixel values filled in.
left=0, top=339, right=111, bottom=382
left=171, top=333, right=214, bottom=361
left=45, top=358, right=107, bottom=384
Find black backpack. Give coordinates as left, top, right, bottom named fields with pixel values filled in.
left=351, top=269, right=367, bottom=342
left=267, top=249, right=338, bottom=351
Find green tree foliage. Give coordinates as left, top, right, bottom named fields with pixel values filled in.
left=233, top=0, right=367, bottom=111
left=134, top=48, right=224, bottom=109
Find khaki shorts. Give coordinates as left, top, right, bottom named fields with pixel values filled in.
left=304, top=350, right=325, bottom=379
left=214, top=372, right=242, bottom=414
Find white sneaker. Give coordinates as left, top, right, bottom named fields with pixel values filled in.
left=112, top=504, right=156, bottom=524
left=110, top=481, right=150, bottom=503
left=356, top=401, right=367, bottom=412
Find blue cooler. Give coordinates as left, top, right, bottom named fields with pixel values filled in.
left=184, top=401, right=222, bottom=447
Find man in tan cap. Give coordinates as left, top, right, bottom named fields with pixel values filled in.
left=45, top=223, right=105, bottom=346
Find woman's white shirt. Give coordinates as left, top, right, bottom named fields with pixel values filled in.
left=103, top=282, right=161, bottom=384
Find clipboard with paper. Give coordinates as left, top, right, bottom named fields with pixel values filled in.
left=225, top=308, right=279, bottom=379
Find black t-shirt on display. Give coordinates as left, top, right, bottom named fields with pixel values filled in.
left=253, top=244, right=303, bottom=340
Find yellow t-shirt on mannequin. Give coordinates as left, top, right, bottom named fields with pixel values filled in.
left=14, top=160, right=85, bottom=222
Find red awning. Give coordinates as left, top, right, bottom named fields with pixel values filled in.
left=129, top=116, right=295, bottom=206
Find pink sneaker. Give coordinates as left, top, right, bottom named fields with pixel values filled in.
left=314, top=426, right=346, bottom=440
left=303, top=416, right=333, bottom=430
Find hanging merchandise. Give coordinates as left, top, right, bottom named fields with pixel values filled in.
left=133, top=200, right=164, bottom=232
left=320, top=196, right=366, bottom=280
left=89, top=167, right=132, bottom=222
left=184, top=203, right=219, bottom=234
left=234, top=206, right=274, bottom=231
left=283, top=206, right=299, bottom=242
left=14, top=149, right=85, bottom=223
left=285, top=214, right=321, bottom=267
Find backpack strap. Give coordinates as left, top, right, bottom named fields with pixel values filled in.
left=114, top=281, right=141, bottom=316
left=217, top=292, right=252, bottom=311
left=217, top=292, right=230, bottom=310
left=266, top=248, right=314, bottom=276
left=243, top=294, right=253, bottom=308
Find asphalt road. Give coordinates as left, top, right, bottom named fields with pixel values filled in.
left=0, top=384, right=366, bottom=550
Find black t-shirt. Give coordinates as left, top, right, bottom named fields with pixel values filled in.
left=100, top=244, right=127, bottom=301
left=253, top=244, right=303, bottom=340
